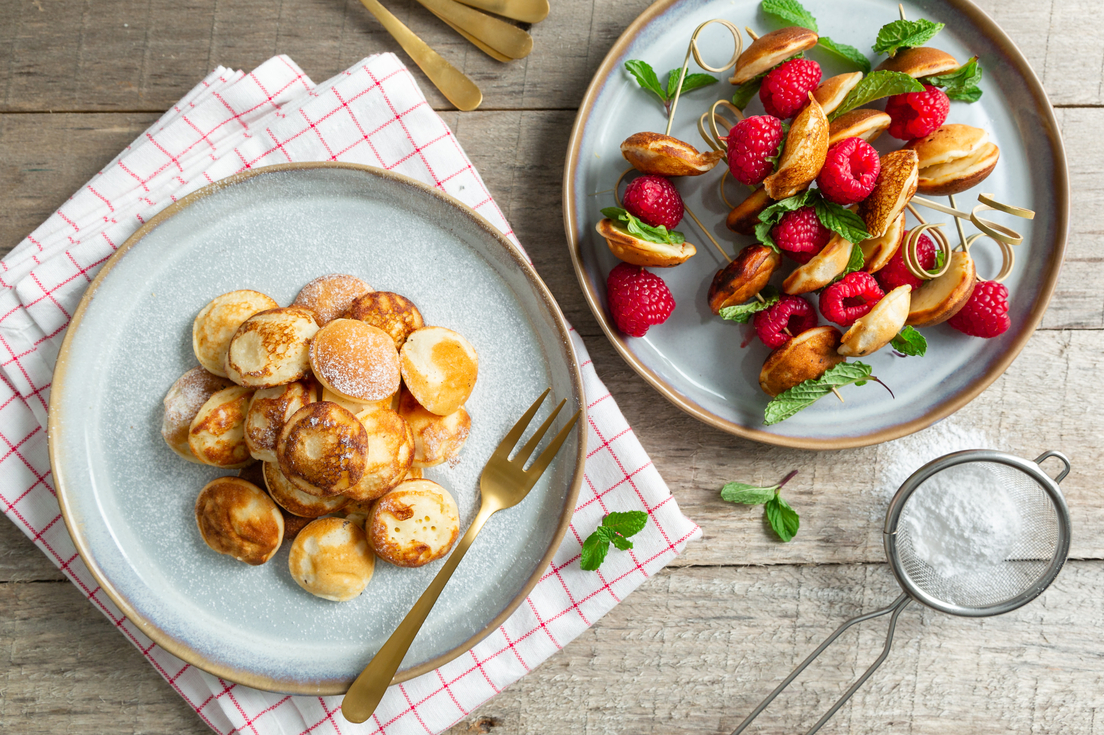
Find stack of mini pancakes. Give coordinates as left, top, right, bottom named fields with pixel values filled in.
left=162, top=274, right=478, bottom=602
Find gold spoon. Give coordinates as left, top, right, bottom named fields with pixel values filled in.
left=412, top=0, right=534, bottom=60
left=356, top=0, right=483, bottom=111
left=434, top=15, right=512, bottom=62
left=454, top=0, right=549, bottom=24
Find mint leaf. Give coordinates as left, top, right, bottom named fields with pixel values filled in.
left=829, top=70, right=925, bottom=120
left=931, top=248, right=946, bottom=273
left=924, top=57, right=983, bottom=103
left=602, top=510, right=649, bottom=538
left=665, top=69, right=719, bottom=99
left=601, top=207, right=686, bottom=246
left=761, top=0, right=818, bottom=32
left=595, top=525, right=619, bottom=542
left=817, top=37, right=871, bottom=74
left=580, top=532, right=610, bottom=570
left=765, top=496, right=800, bottom=541
left=624, top=59, right=667, bottom=105
left=764, top=361, right=876, bottom=425
left=732, top=77, right=764, bottom=110
left=754, top=190, right=817, bottom=251
left=719, top=286, right=780, bottom=324
left=872, top=19, right=944, bottom=57
left=841, top=240, right=864, bottom=277
left=891, top=326, right=927, bottom=357
left=721, top=482, right=778, bottom=504
left=610, top=535, right=634, bottom=551
left=814, top=198, right=871, bottom=244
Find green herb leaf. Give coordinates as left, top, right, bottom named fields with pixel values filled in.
left=600, top=207, right=686, bottom=246
left=624, top=59, right=668, bottom=105
left=719, top=286, right=780, bottom=324
left=924, top=56, right=983, bottom=102
left=721, top=481, right=778, bottom=505
left=872, top=18, right=944, bottom=57
left=761, top=0, right=818, bottom=32
left=840, top=240, right=865, bottom=277
left=814, top=198, right=871, bottom=244
left=665, top=69, right=719, bottom=99
left=602, top=510, right=649, bottom=538
left=732, top=77, right=765, bottom=110
left=579, top=532, right=609, bottom=571
left=817, top=37, right=871, bottom=74
left=754, top=190, right=816, bottom=251
left=931, top=248, right=946, bottom=273
left=764, top=361, right=876, bottom=425
left=595, top=525, right=619, bottom=542
left=829, top=70, right=924, bottom=120
left=891, top=326, right=927, bottom=357
left=765, top=495, right=801, bottom=541
left=610, top=535, right=634, bottom=551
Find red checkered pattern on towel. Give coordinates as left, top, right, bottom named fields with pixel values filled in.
left=0, top=54, right=701, bottom=734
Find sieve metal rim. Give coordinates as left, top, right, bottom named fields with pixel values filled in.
left=883, top=449, right=1072, bottom=618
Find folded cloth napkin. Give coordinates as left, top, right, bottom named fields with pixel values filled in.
left=0, top=53, right=701, bottom=734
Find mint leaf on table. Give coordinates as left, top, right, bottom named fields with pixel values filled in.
left=765, top=495, right=801, bottom=542
left=624, top=59, right=667, bottom=106
left=665, top=69, right=719, bottom=99
left=719, top=285, right=780, bottom=324
left=579, top=510, right=649, bottom=571
left=720, top=470, right=801, bottom=542
left=761, top=0, right=818, bottom=32
left=600, top=207, right=686, bottom=246
left=814, top=198, right=871, bottom=244
left=721, top=482, right=778, bottom=504
left=924, top=56, right=983, bottom=102
left=891, top=326, right=927, bottom=356
left=829, top=70, right=924, bottom=120
left=754, top=189, right=817, bottom=251
left=872, top=18, right=944, bottom=57
left=817, top=37, right=872, bottom=74
left=763, top=361, right=878, bottom=425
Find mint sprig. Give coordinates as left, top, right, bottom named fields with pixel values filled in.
left=732, top=76, right=765, bottom=111
left=829, top=70, right=924, bottom=121
left=872, top=18, right=945, bottom=57
left=624, top=59, right=718, bottom=115
left=721, top=469, right=801, bottom=542
left=764, top=361, right=885, bottom=425
left=891, top=326, right=927, bottom=357
left=601, top=207, right=686, bottom=246
left=814, top=198, right=871, bottom=244
left=761, top=0, right=817, bottom=32
left=817, top=37, right=872, bottom=74
left=580, top=511, right=649, bottom=570
left=754, top=190, right=816, bottom=251
left=924, top=57, right=983, bottom=102
left=720, top=285, right=780, bottom=324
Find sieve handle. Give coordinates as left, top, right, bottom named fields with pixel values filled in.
left=730, top=593, right=911, bottom=735
left=1034, top=450, right=1071, bottom=483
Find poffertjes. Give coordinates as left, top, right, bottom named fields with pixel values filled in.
left=162, top=367, right=234, bottom=463
left=276, top=401, right=370, bottom=496
left=288, top=517, right=375, bottom=601
left=399, top=326, right=478, bottom=416
left=366, top=479, right=460, bottom=568
left=225, top=307, right=319, bottom=388
left=195, top=477, right=283, bottom=565
left=292, top=273, right=373, bottom=326
left=192, top=290, right=278, bottom=377
left=188, top=385, right=255, bottom=468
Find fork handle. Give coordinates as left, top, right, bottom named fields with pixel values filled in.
left=341, top=502, right=498, bottom=724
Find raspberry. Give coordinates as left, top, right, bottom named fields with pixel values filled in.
left=771, top=207, right=832, bottom=264
left=817, top=138, right=881, bottom=205
left=759, top=58, right=822, bottom=119
left=948, top=280, right=1010, bottom=338
left=726, top=115, right=784, bottom=185
left=606, top=263, right=675, bottom=337
left=622, top=175, right=684, bottom=229
left=753, top=295, right=818, bottom=349
left=819, top=272, right=884, bottom=326
left=885, top=85, right=950, bottom=140
left=875, top=231, right=937, bottom=292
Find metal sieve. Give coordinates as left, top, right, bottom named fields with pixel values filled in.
left=731, top=450, right=1072, bottom=735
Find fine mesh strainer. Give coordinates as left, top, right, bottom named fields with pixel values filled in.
left=731, top=450, right=1072, bottom=735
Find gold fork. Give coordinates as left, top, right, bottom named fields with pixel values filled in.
left=341, top=389, right=581, bottom=723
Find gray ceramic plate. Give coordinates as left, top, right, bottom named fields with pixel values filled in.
left=49, top=163, right=586, bottom=695
left=564, top=0, right=1067, bottom=449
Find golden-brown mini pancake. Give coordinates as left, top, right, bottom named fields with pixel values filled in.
left=397, top=387, right=471, bottom=468
left=188, top=386, right=255, bottom=468
left=244, top=381, right=317, bottom=463
left=292, top=273, right=373, bottom=326
left=399, top=326, right=478, bottom=416
left=288, top=517, right=375, bottom=601
left=193, top=290, right=278, bottom=377
left=162, top=367, right=234, bottom=463
left=345, top=291, right=425, bottom=351
left=263, top=461, right=351, bottom=518
left=195, top=477, right=284, bottom=565
left=366, top=480, right=460, bottom=568
left=319, top=386, right=393, bottom=417
left=309, top=319, right=400, bottom=403
left=344, top=405, right=415, bottom=501
left=224, top=307, right=319, bottom=388
left=277, top=401, right=370, bottom=496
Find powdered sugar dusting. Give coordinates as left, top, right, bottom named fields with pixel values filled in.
left=312, top=321, right=399, bottom=401
left=293, top=273, right=373, bottom=325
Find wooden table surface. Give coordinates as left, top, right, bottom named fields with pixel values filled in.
left=2, top=0, right=1102, bottom=732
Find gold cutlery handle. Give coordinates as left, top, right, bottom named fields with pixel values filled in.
left=453, top=0, right=549, bottom=24
left=341, top=502, right=498, bottom=724
left=434, top=13, right=513, bottom=62
left=356, top=0, right=483, bottom=111
left=413, top=0, right=533, bottom=60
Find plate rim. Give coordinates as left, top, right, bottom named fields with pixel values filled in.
left=561, top=0, right=1069, bottom=450
left=48, top=161, right=588, bottom=694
